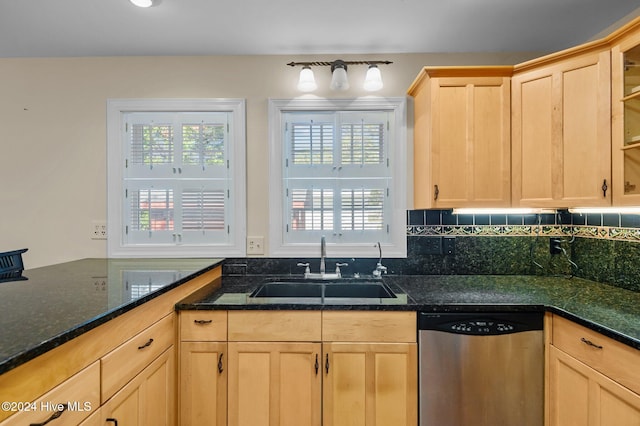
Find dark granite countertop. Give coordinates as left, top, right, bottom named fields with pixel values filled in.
left=0, top=258, right=222, bottom=375
left=176, top=274, right=640, bottom=350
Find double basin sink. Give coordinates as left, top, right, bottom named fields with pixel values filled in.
left=248, top=278, right=397, bottom=304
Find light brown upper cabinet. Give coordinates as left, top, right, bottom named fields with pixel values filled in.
left=408, top=67, right=512, bottom=209
left=612, top=22, right=640, bottom=205
left=511, top=48, right=611, bottom=208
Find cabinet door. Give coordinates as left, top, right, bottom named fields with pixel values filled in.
left=227, top=342, right=322, bottom=426
left=0, top=362, right=100, bottom=426
left=512, top=50, right=611, bottom=207
left=612, top=30, right=640, bottom=205
left=323, top=342, right=417, bottom=426
left=180, top=342, right=227, bottom=426
left=549, top=346, right=640, bottom=426
left=413, top=73, right=511, bottom=208
left=101, top=347, right=175, bottom=426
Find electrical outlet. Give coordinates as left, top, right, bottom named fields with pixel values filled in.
left=443, top=237, right=456, bottom=255
left=247, top=236, right=264, bottom=255
left=91, top=221, right=107, bottom=240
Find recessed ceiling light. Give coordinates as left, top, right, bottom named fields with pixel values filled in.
left=130, top=0, right=153, bottom=7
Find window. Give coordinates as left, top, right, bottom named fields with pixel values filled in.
left=269, top=98, right=407, bottom=258
left=107, top=99, right=246, bottom=257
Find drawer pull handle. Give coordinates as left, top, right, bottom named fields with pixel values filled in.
left=137, top=338, right=154, bottom=350
left=581, top=337, right=603, bottom=349
left=218, top=353, right=224, bottom=374
left=30, top=404, right=67, bottom=425
left=325, top=353, right=330, bottom=374
left=194, top=319, right=213, bottom=325
left=106, top=419, right=118, bottom=426
left=315, top=354, right=319, bottom=375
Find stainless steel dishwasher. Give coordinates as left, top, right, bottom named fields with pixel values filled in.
left=418, top=311, right=544, bottom=426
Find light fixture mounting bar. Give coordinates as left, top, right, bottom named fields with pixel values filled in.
left=287, top=60, right=393, bottom=67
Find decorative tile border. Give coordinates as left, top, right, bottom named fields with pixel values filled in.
left=407, top=224, right=640, bottom=243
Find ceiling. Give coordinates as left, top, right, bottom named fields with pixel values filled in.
left=0, top=0, right=639, bottom=58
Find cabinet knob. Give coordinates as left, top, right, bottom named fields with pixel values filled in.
left=602, top=179, right=608, bottom=197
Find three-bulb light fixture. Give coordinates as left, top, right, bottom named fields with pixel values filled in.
left=287, top=60, right=393, bottom=92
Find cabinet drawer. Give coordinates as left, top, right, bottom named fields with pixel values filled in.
left=323, top=311, right=416, bottom=343
left=552, top=314, right=640, bottom=395
left=0, top=361, right=100, bottom=426
left=101, top=313, right=175, bottom=402
left=180, top=310, right=227, bottom=341
left=228, top=311, right=321, bottom=341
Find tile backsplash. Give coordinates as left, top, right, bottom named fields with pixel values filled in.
left=223, top=210, right=640, bottom=294
left=407, top=209, right=640, bottom=292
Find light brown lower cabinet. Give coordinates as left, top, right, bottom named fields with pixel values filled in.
left=100, top=347, right=175, bottom=426
left=549, top=346, right=640, bottom=425
left=77, top=347, right=176, bottom=426
left=179, top=310, right=417, bottom=426
left=323, top=342, right=417, bottom=426
left=227, top=341, right=322, bottom=426
left=0, top=362, right=100, bottom=426
left=180, top=342, right=227, bottom=426
left=548, top=314, right=640, bottom=426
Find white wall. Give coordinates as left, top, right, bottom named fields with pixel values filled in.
left=0, top=52, right=539, bottom=268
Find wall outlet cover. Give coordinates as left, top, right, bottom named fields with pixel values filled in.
left=91, top=221, right=107, bottom=240
left=247, top=236, right=265, bottom=255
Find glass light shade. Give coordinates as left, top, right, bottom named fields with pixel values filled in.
left=363, top=65, right=383, bottom=91
left=330, top=66, right=349, bottom=91
left=297, top=66, right=317, bottom=92
left=130, top=0, right=153, bottom=7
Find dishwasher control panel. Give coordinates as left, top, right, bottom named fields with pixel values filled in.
left=418, top=312, right=543, bottom=335
left=449, top=320, right=514, bottom=334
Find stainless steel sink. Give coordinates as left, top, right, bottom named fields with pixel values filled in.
left=248, top=279, right=396, bottom=302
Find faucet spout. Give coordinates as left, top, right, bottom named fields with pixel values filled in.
left=320, top=235, right=326, bottom=275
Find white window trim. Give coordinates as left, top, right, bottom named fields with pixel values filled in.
left=268, top=98, right=407, bottom=258
left=107, top=98, right=246, bottom=258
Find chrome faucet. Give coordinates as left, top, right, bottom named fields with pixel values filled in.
left=297, top=235, right=347, bottom=279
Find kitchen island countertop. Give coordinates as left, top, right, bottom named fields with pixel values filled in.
left=0, top=257, right=223, bottom=375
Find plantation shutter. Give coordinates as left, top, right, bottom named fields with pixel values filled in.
left=283, top=111, right=391, bottom=244
left=124, top=112, right=231, bottom=245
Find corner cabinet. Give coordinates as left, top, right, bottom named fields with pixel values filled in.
left=547, top=314, right=640, bottom=426
left=612, top=24, right=640, bottom=204
left=408, top=67, right=512, bottom=208
left=511, top=48, right=611, bottom=208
